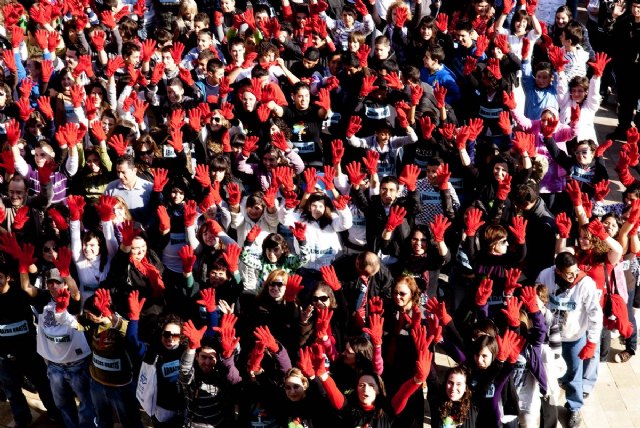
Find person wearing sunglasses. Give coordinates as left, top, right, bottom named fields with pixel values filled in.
left=126, top=309, right=187, bottom=427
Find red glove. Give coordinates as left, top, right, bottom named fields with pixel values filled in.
left=242, top=136, right=259, bottom=157
left=385, top=205, right=407, bottom=232
left=354, top=0, right=369, bottom=16
left=183, top=320, right=207, bottom=349
left=289, top=222, right=307, bottom=242
left=196, top=288, right=217, bottom=313
left=504, top=267, right=523, bottom=296
left=548, top=45, right=569, bottom=72
left=363, top=313, right=384, bottom=346
left=53, top=246, right=73, bottom=278
left=94, top=289, right=113, bottom=317
left=263, top=184, right=277, bottom=209
left=594, top=139, right=613, bottom=158
left=467, top=118, right=485, bottom=141
left=37, top=160, right=56, bottom=186
left=13, top=206, right=29, bottom=230
left=346, top=115, right=362, bottom=138
left=107, top=134, right=128, bottom=156
left=496, top=174, right=512, bottom=200
left=67, top=195, right=86, bottom=222
left=429, top=214, right=451, bottom=243
left=167, top=129, right=184, bottom=153
left=48, top=208, right=68, bottom=231
left=593, top=179, right=610, bottom=202
left=193, top=164, right=211, bottom=189
left=314, top=88, right=331, bottom=111
left=320, top=265, right=341, bottom=291
left=410, top=84, right=424, bottom=106
left=496, top=329, right=518, bottom=361
left=476, top=278, right=493, bottom=306
left=474, top=35, right=489, bottom=56
left=213, top=314, right=240, bottom=358
left=425, top=296, right=452, bottom=326
left=315, top=307, right=333, bottom=340
left=384, top=72, right=404, bottom=90
left=332, top=195, right=350, bottom=211
left=412, top=325, right=434, bottom=383
left=509, top=216, right=527, bottom=244
left=463, top=56, right=478, bottom=76
left=436, top=163, right=451, bottom=191
left=494, top=34, right=510, bottom=54
left=570, top=104, right=581, bottom=125
left=418, top=116, right=436, bottom=140
left=331, top=139, right=344, bottom=164
left=271, top=131, right=289, bottom=152
left=16, top=98, right=34, bottom=121
left=465, top=207, right=485, bottom=236
left=399, top=164, right=420, bottom=191
left=55, top=289, right=70, bottom=313
left=502, top=91, right=517, bottom=110
left=152, top=168, right=169, bottom=193
left=17, top=243, right=36, bottom=274
left=227, top=182, right=241, bottom=206
left=254, top=326, right=279, bottom=353
left=176, top=245, right=195, bottom=274
left=588, top=52, right=611, bottom=77
left=222, top=244, right=241, bottom=273
left=565, top=180, right=582, bottom=207
left=487, top=58, right=502, bottom=79
left=578, top=340, right=597, bottom=360
left=245, top=224, right=262, bottom=243
left=319, top=166, right=336, bottom=190
left=5, top=119, right=20, bottom=146
left=183, top=200, right=198, bottom=227
left=284, top=274, right=304, bottom=302
left=119, top=220, right=137, bottom=247
left=298, top=347, right=315, bottom=378
left=394, top=6, right=408, bottom=27
left=345, top=162, right=366, bottom=187
left=359, top=76, right=378, bottom=97
left=2, top=50, right=16, bottom=74
left=362, top=150, right=379, bottom=175
left=37, top=96, right=54, bottom=120
left=128, top=290, right=146, bottom=320
left=501, top=297, right=523, bottom=327
left=140, top=39, right=156, bottom=63
left=588, top=219, right=609, bottom=241
left=555, top=212, right=572, bottom=239
left=434, top=83, right=447, bottom=108
left=520, top=286, right=540, bottom=313
left=435, top=13, right=448, bottom=32
left=304, top=167, right=318, bottom=192
left=0, top=150, right=14, bottom=175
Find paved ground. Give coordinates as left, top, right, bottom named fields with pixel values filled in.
left=0, top=95, right=635, bottom=428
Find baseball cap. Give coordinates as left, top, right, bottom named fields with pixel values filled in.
left=46, top=268, right=64, bottom=283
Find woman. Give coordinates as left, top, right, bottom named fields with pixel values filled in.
left=126, top=308, right=186, bottom=427
left=427, top=366, right=478, bottom=428
left=193, top=219, right=237, bottom=285
left=53, top=68, right=87, bottom=125
left=70, top=147, right=113, bottom=203
left=236, top=142, right=305, bottom=192
left=407, top=16, right=455, bottom=69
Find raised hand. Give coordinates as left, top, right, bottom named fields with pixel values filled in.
left=504, top=267, right=522, bottom=295
left=183, top=319, right=207, bottom=349
left=385, top=205, right=407, bottom=232
left=363, top=313, right=384, bottom=346
left=520, top=286, right=540, bottom=313
left=429, top=214, right=451, bottom=243
left=496, top=174, right=512, bottom=200
left=320, top=265, right=341, bottom=291
left=501, top=296, right=523, bottom=327
left=588, top=218, right=609, bottom=241
left=315, top=307, right=333, bottom=340
left=284, top=274, right=304, bottom=302
left=254, top=325, right=279, bottom=353
left=425, top=296, right=452, bottom=325
left=196, top=288, right=217, bottom=313
left=222, top=244, right=241, bottom=273
left=128, top=290, right=146, bottom=320
left=475, top=277, right=493, bottom=306
left=555, top=212, right=572, bottom=239
left=94, top=289, right=113, bottom=317
left=399, top=164, right=420, bottom=191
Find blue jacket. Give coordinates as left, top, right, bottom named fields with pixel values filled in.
left=420, top=64, right=462, bottom=105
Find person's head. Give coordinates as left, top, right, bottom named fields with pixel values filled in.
left=623, top=182, right=640, bottom=204
left=209, top=154, right=231, bottom=184
left=34, top=141, right=55, bottom=168
left=81, top=230, right=106, bottom=263
left=8, top=175, right=27, bottom=208
left=490, top=153, right=515, bottom=182
left=568, top=75, right=589, bottom=103
left=113, top=196, right=133, bottom=224
left=417, top=16, right=437, bottom=41
left=348, top=31, right=366, bottom=53
left=578, top=223, right=610, bottom=254
left=484, top=225, right=509, bottom=255
left=283, top=368, right=309, bottom=402
left=197, top=220, right=222, bottom=248
left=260, top=269, right=289, bottom=302
left=560, top=21, right=584, bottom=49
left=393, top=275, right=421, bottom=311
left=207, top=261, right=230, bottom=286
left=387, top=2, right=412, bottom=26
left=342, top=335, right=374, bottom=368
left=41, top=237, right=59, bottom=263
left=425, top=157, right=443, bottom=186
left=0, top=82, right=12, bottom=108
left=196, top=336, right=219, bottom=373
left=301, top=192, right=333, bottom=227
left=227, top=37, right=246, bottom=64
left=533, top=62, right=554, bottom=88
left=303, top=47, right=321, bottom=69
left=130, top=235, right=148, bottom=262
left=472, top=334, right=498, bottom=369
left=166, top=77, right=185, bottom=104
left=444, top=365, right=471, bottom=403
left=512, top=183, right=540, bottom=211
left=101, top=109, right=118, bottom=137
left=355, top=252, right=381, bottom=279
left=409, top=225, right=431, bottom=255
left=205, top=58, right=225, bottom=83
left=471, top=318, right=499, bottom=340
left=159, top=314, right=183, bottom=350
left=356, top=372, right=386, bottom=408
left=220, top=0, right=235, bottom=13
left=160, top=46, right=177, bottom=71
left=194, top=12, right=210, bottom=33
left=423, top=45, right=445, bottom=71
left=133, top=134, right=160, bottom=166
left=380, top=176, right=400, bottom=205
left=115, top=155, right=138, bottom=188
left=122, top=41, right=141, bottom=67
left=374, top=35, right=391, bottom=60
left=555, top=5, right=572, bottom=28
left=294, top=6, right=309, bottom=28
left=341, top=4, right=357, bottom=28
left=291, top=82, right=311, bottom=110
left=197, top=29, right=214, bottom=53
left=510, top=10, right=531, bottom=36
left=555, top=251, right=581, bottom=284
left=0, top=264, right=11, bottom=290
left=45, top=268, right=67, bottom=297
left=310, top=283, right=337, bottom=310
left=573, top=139, right=597, bottom=166
left=602, top=212, right=622, bottom=238
left=262, top=233, right=290, bottom=263
left=455, top=20, right=474, bottom=48
left=374, top=120, right=393, bottom=145
left=167, top=177, right=191, bottom=205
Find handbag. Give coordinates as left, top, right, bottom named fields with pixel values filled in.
left=136, top=356, right=158, bottom=417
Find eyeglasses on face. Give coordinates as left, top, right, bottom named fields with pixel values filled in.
left=269, top=281, right=286, bottom=288
left=311, top=295, right=329, bottom=303
left=162, top=331, right=181, bottom=339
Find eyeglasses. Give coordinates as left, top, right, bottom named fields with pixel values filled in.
left=311, top=295, right=330, bottom=303
left=212, top=116, right=222, bottom=123
left=497, top=239, right=509, bottom=245
left=269, top=281, right=286, bottom=288
left=138, top=149, right=154, bottom=156
left=43, top=246, right=57, bottom=252
left=162, top=331, right=181, bottom=339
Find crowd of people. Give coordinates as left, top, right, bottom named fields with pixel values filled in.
left=0, top=0, right=639, bottom=426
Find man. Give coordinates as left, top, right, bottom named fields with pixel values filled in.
left=0, top=262, right=60, bottom=427
left=104, top=155, right=153, bottom=224
left=0, top=174, right=52, bottom=242
left=536, top=252, right=603, bottom=428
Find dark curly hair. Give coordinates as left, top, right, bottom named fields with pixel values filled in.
left=439, top=366, right=473, bottom=425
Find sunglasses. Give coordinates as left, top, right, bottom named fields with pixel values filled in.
left=212, top=116, right=222, bottom=123
left=162, top=331, right=181, bottom=339
left=138, top=149, right=154, bottom=156
left=269, top=281, right=286, bottom=288
left=311, top=295, right=330, bottom=303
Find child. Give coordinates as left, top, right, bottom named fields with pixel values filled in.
left=560, top=22, right=590, bottom=81
left=182, top=29, right=224, bottom=70
left=421, top=45, right=461, bottom=105
left=321, top=3, right=374, bottom=51
left=521, top=61, right=559, bottom=120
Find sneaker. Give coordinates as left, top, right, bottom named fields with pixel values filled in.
left=567, top=410, right=582, bottom=428
left=615, top=350, right=633, bottom=363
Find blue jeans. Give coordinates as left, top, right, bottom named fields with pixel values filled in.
left=561, top=335, right=587, bottom=411
left=47, top=358, right=96, bottom=428
left=90, top=378, right=143, bottom=428
left=582, top=338, right=600, bottom=394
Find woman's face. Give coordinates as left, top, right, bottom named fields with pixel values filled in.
left=210, top=114, right=224, bottom=130
left=310, top=201, right=325, bottom=220
left=61, top=73, right=74, bottom=90
left=556, top=11, right=570, bottom=28
left=85, top=154, right=102, bottom=173
left=267, top=275, right=287, bottom=301
left=602, top=217, right=619, bottom=237
left=411, top=231, right=428, bottom=255
left=446, top=373, right=467, bottom=402
left=208, top=268, right=228, bottom=286
left=393, top=281, right=413, bottom=310
left=0, top=88, right=7, bottom=108
left=161, top=322, right=182, bottom=350
left=34, top=147, right=52, bottom=168
left=357, top=375, right=379, bottom=407
left=241, top=91, right=257, bottom=112
left=82, top=237, right=100, bottom=261
left=493, top=162, right=508, bottom=182
left=514, top=18, right=528, bottom=36
left=578, top=230, right=592, bottom=250
left=102, top=116, right=116, bottom=135
left=474, top=1, right=490, bottom=16
left=262, top=153, right=278, bottom=171
left=284, top=376, right=307, bottom=402
left=139, top=143, right=155, bottom=166
left=420, top=24, right=433, bottom=40
left=570, top=85, right=587, bottom=103
left=342, top=343, right=357, bottom=366
left=247, top=204, right=264, bottom=221
left=265, top=245, right=283, bottom=263
left=212, top=168, right=226, bottom=183
left=475, top=346, right=493, bottom=369
left=574, top=144, right=594, bottom=166
left=114, top=203, right=127, bottom=223
left=42, top=240, right=58, bottom=263
left=312, top=289, right=330, bottom=310
left=348, top=39, right=360, bottom=52
left=130, top=237, right=147, bottom=262
left=202, top=228, right=219, bottom=247
left=491, top=236, right=509, bottom=255
left=170, top=188, right=185, bottom=205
